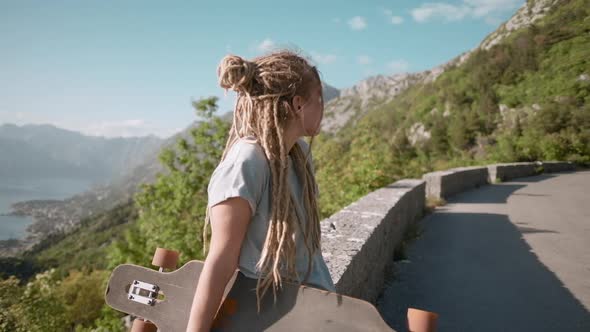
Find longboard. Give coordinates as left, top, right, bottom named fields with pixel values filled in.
left=105, top=258, right=396, bottom=331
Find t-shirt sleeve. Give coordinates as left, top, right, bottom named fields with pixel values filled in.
left=207, top=143, right=268, bottom=216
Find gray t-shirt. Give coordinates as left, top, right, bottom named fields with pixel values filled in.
left=207, top=137, right=336, bottom=292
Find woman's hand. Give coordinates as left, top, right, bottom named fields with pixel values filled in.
left=185, top=197, right=252, bottom=332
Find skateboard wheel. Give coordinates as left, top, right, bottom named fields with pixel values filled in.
left=131, top=318, right=157, bottom=332
left=152, top=247, right=179, bottom=270
left=407, top=307, right=438, bottom=332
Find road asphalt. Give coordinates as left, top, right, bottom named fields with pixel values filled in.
left=377, top=170, right=590, bottom=332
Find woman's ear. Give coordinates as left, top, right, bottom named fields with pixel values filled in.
left=292, top=95, right=303, bottom=115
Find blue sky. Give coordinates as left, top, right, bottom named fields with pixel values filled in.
left=0, top=0, right=525, bottom=138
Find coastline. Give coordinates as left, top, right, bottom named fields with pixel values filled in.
left=0, top=183, right=135, bottom=257
left=0, top=199, right=63, bottom=257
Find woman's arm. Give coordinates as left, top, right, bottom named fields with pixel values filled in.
left=186, top=197, right=252, bottom=332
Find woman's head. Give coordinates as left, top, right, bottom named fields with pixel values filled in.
left=217, top=50, right=324, bottom=141
left=292, top=80, right=324, bottom=137
left=209, top=50, right=324, bottom=311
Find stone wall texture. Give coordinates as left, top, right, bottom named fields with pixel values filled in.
left=320, top=179, right=425, bottom=302
left=422, top=166, right=488, bottom=200
left=541, top=161, right=575, bottom=173
left=487, top=162, right=538, bottom=183
left=320, top=160, right=578, bottom=303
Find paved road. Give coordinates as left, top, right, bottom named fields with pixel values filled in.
left=377, top=171, right=590, bottom=332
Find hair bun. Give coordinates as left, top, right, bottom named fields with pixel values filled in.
left=217, top=54, right=256, bottom=94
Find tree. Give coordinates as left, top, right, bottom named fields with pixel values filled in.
left=107, top=96, right=230, bottom=268
left=57, top=270, right=111, bottom=328
left=1, top=269, right=69, bottom=332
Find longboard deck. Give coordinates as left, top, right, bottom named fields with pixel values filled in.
left=213, top=271, right=395, bottom=332
left=105, top=260, right=395, bottom=332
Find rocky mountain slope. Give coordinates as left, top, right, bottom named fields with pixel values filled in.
left=321, top=0, right=561, bottom=134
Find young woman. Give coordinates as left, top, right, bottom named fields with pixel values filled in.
left=186, top=50, right=335, bottom=332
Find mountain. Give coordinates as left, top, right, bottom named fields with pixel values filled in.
left=321, top=0, right=562, bottom=134
left=479, top=0, right=561, bottom=51
left=313, top=0, right=589, bottom=216
left=322, top=82, right=340, bottom=103
left=0, top=124, right=165, bottom=255
left=320, top=58, right=467, bottom=133
left=0, top=123, right=164, bottom=182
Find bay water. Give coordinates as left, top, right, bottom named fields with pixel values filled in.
left=0, top=177, right=98, bottom=241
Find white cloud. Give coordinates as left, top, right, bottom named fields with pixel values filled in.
left=256, top=38, right=276, bottom=53
left=358, top=55, right=372, bottom=65
left=411, top=0, right=522, bottom=23
left=412, top=3, right=470, bottom=22
left=465, top=0, right=522, bottom=17
left=310, top=52, right=337, bottom=65
left=348, top=16, right=367, bottom=30
left=391, top=16, right=404, bottom=24
left=386, top=59, right=410, bottom=73
left=383, top=8, right=405, bottom=25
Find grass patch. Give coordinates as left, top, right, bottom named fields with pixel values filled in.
left=426, top=196, right=446, bottom=213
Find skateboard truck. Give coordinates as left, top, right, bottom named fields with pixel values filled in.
left=126, top=247, right=180, bottom=306
left=128, top=280, right=160, bottom=306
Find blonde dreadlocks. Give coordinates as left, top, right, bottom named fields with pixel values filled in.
left=202, top=50, right=323, bottom=312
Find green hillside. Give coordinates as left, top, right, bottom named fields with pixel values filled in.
left=314, top=0, right=589, bottom=216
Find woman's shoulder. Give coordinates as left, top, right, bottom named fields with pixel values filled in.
left=221, top=137, right=310, bottom=168
left=221, top=137, right=269, bottom=170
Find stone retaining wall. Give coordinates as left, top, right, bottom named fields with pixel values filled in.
left=320, top=179, right=425, bottom=302
left=541, top=161, right=575, bottom=172
left=320, top=160, right=577, bottom=302
left=422, top=166, right=488, bottom=200
left=487, top=162, right=538, bottom=183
